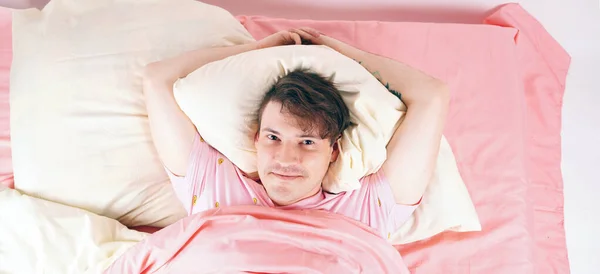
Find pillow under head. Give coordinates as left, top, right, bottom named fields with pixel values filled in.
left=174, top=45, right=405, bottom=193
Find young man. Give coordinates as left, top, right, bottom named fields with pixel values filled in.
left=143, top=28, right=449, bottom=239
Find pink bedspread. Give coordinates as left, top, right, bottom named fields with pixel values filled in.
left=0, top=8, right=12, bottom=189
left=105, top=205, right=410, bottom=273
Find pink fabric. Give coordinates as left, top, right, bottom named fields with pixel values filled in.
left=235, top=3, right=569, bottom=273
left=485, top=5, right=571, bottom=273
left=0, top=8, right=13, bottom=189
left=166, top=133, right=417, bottom=240
left=105, top=205, right=410, bottom=273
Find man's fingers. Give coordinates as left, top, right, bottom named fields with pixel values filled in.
left=300, top=27, right=321, bottom=37
left=295, top=29, right=313, bottom=39
left=291, top=29, right=318, bottom=44
left=290, top=32, right=301, bottom=45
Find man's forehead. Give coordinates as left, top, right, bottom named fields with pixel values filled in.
left=260, top=101, right=325, bottom=139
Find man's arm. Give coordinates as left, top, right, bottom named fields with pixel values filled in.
left=143, top=30, right=303, bottom=177
left=354, top=53, right=448, bottom=205
left=293, top=28, right=449, bottom=205
left=143, top=43, right=258, bottom=176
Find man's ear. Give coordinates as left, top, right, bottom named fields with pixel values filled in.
left=330, top=139, right=340, bottom=163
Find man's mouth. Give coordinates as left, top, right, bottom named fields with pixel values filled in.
left=271, top=172, right=302, bottom=180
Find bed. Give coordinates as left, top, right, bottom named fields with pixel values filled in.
left=0, top=1, right=573, bottom=273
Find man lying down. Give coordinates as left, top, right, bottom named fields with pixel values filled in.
left=109, top=27, right=448, bottom=272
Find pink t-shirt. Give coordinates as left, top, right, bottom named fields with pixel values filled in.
left=166, top=134, right=417, bottom=240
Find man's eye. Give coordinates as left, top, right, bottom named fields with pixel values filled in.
left=267, top=134, right=279, bottom=141
left=303, top=140, right=315, bottom=145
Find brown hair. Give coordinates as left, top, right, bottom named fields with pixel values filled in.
left=256, top=69, right=355, bottom=145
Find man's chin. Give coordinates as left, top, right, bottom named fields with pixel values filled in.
left=269, top=193, right=294, bottom=206
left=265, top=185, right=294, bottom=205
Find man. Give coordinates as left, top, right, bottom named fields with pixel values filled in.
left=142, top=28, right=449, bottom=239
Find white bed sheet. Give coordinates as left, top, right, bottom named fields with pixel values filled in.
left=201, top=1, right=600, bottom=273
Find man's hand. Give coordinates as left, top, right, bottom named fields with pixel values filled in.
left=255, top=30, right=304, bottom=49
left=289, top=27, right=361, bottom=59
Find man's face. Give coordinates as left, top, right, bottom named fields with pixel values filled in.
left=255, top=101, right=338, bottom=206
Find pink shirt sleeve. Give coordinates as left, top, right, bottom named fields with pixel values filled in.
left=164, top=133, right=216, bottom=214
left=377, top=172, right=420, bottom=231
left=330, top=171, right=419, bottom=239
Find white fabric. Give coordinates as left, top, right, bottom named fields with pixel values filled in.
left=0, top=186, right=147, bottom=274
left=174, top=45, right=481, bottom=244
left=9, top=0, right=254, bottom=227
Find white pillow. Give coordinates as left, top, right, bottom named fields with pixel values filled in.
left=9, top=0, right=255, bottom=227
left=174, top=45, right=481, bottom=243
left=0, top=186, right=147, bottom=273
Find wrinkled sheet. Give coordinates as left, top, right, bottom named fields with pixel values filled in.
left=238, top=3, right=569, bottom=273
left=105, top=205, right=410, bottom=273
left=0, top=8, right=12, bottom=188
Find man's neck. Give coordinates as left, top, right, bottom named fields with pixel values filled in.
left=273, top=187, right=323, bottom=207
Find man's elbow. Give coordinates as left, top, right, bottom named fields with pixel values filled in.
left=431, top=80, right=450, bottom=105
left=142, top=63, right=161, bottom=82
left=391, top=177, right=431, bottom=206
left=142, top=63, right=176, bottom=91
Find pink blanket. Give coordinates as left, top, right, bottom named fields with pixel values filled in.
left=105, top=205, right=410, bottom=273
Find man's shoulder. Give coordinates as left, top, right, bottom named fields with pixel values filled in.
left=359, top=171, right=389, bottom=188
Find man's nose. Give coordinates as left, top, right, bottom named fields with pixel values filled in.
left=276, top=143, right=300, bottom=164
